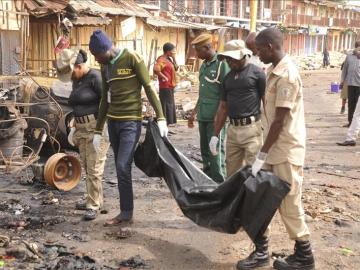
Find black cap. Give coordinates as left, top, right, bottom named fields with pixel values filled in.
left=75, top=49, right=88, bottom=65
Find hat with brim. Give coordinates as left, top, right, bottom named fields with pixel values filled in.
left=55, top=49, right=79, bottom=82
left=218, top=39, right=252, bottom=60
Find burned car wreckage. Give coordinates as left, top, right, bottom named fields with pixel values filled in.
left=0, top=76, right=81, bottom=191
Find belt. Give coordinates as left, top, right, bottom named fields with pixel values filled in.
left=74, top=114, right=97, bottom=124
left=229, top=114, right=260, bottom=126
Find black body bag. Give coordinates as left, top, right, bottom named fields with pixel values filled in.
left=134, top=121, right=290, bottom=241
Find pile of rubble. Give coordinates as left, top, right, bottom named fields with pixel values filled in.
left=291, top=51, right=347, bottom=70
left=175, top=66, right=199, bottom=92
left=0, top=236, right=150, bottom=269
left=0, top=237, right=103, bottom=270
left=0, top=194, right=149, bottom=269
left=175, top=97, right=196, bottom=120
left=0, top=196, right=65, bottom=231
left=176, top=68, right=198, bottom=87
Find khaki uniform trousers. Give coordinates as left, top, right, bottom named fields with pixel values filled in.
left=263, top=162, right=310, bottom=241
left=226, top=120, right=263, bottom=177
left=73, top=119, right=110, bottom=210
left=340, top=82, right=348, bottom=100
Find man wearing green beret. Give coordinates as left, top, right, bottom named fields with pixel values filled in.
left=188, top=33, right=230, bottom=183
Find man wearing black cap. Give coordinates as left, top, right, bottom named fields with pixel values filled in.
left=154, top=42, right=178, bottom=127
left=88, top=30, right=167, bottom=226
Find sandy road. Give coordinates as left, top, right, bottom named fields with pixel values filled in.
left=0, top=69, right=359, bottom=270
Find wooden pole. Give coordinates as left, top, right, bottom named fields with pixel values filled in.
left=147, top=39, right=154, bottom=70
left=250, top=0, right=258, bottom=32
left=154, top=39, right=158, bottom=63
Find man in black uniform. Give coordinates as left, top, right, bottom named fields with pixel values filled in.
left=210, top=40, right=266, bottom=176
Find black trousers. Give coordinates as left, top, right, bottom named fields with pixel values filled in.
left=159, top=88, right=177, bottom=125
left=348, top=86, right=360, bottom=124
left=323, top=58, right=329, bottom=67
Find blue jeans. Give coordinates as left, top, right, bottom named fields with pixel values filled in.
left=107, top=120, right=142, bottom=217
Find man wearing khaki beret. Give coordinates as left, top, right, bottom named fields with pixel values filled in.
left=188, top=33, right=230, bottom=183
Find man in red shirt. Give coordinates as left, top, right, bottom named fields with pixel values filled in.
left=154, top=43, right=179, bottom=127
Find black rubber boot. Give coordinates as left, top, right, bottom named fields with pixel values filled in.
left=236, top=236, right=270, bottom=270
left=273, top=240, right=315, bottom=270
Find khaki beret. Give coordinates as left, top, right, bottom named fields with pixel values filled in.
left=191, top=33, right=212, bottom=47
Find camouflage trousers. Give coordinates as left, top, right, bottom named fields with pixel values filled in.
left=73, top=119, right=109, bottom=210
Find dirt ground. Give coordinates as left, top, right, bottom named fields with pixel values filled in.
left=0, top=69, right=359, bottom=270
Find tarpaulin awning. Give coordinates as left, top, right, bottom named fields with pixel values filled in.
left=134, top=121, right=290, bottom=241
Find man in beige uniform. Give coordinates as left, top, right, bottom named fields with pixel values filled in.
left=56, top=48, right=110, bottom=220
left=236, top=28, right=315, bottom=270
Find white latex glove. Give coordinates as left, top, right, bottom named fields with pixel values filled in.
left=209, top=136, right=219, bottom=156
left=252, top=152, right=267, bottom=177
left=93, top=134, right=102, bottom=153
left=68, top=127, right=76, bottom=146
left=158, top=120, right=168, bottom=137
left=103, top=127, right=109, bottom=142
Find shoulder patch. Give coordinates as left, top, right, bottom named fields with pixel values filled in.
left=279, top=87, right=291, bottom=99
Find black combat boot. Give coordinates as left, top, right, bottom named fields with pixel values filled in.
left=236, top=236, right=270, bottom=269
left=273, top=240, right=315, bottom=270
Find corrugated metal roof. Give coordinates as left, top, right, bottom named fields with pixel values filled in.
left=146, top=17, right=223, bottom=30
left=25, top=0, right=150, bottom=18
left=72, top=16, right=111, bottom=25
left=24, top=0, right=69, bottom=17
left=146, top=17, right=191, bottom=29
left=69, top=0, right=150, bottom=18
left=189, top=21, right=224, bottom=31
left=24, top=0, right=220, bottom=29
